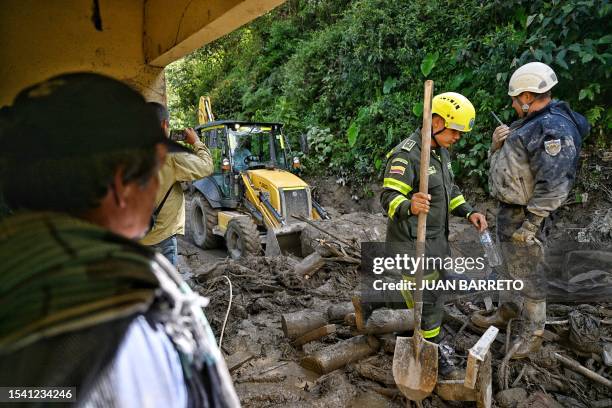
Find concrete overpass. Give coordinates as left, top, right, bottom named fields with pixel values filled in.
left=0, top=0, right=285, bottom=105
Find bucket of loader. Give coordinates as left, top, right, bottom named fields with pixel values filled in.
left=265, top=222, right=305, bottom=257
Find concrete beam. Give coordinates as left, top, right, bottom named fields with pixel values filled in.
left=0, top=0, right=165, bottom=105
left=145, top=0, right=285, bottom=67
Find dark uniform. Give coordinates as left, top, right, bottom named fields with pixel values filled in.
left=489, top=100, right=589, bottom=300
left=381, top=130, right=474, bottom=339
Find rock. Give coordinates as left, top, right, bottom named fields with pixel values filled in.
left=496, top=388, right=527, bottom=408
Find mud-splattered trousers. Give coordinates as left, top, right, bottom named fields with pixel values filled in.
left=381, top=131, right=474, bottom=339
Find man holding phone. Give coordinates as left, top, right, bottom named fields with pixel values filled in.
left=141, top=102, right=213, bottom=266
left=474, top=62, right=589, bottom=358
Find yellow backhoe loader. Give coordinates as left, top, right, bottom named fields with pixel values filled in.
left=189, top=100, right=329, bottom=259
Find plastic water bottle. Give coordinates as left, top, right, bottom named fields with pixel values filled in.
left=480, top=229, right=502, bottom=267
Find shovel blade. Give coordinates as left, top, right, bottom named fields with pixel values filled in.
left=393, top=335, right=438, bottom=401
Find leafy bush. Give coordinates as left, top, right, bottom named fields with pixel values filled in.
left=167, top=0, right=611, bottom=187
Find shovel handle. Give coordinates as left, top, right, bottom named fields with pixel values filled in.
left=414, top=80, right=434, bottom=333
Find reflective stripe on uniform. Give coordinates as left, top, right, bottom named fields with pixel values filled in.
left=400, top=271, right=440, bottom=309
left=383, top=178, right=413, bottom=195
left=400, top=286, right=414, bottom=308
left=388, top=196, right=408, bottom=219
left=449, top=195, right=466, bottom=211
left=421, top=326, right=441, bottom=339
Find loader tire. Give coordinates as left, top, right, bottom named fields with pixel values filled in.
left=190, top=193, right=221, bottom=249
left=225, top=217, right=261, bottom=259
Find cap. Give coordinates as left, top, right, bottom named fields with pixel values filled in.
left=1, top=72, right=190, bottom=159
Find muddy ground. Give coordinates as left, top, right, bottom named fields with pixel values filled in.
left=178, top=154, right=612, bottom=407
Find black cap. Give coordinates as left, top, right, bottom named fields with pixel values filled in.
left=1, top=72, right=190, bottom=159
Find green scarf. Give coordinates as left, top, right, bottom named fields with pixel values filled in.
left=0, top=212, right=159, bottom=353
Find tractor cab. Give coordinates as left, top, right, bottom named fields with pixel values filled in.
left=195, top=121, right=301, bottom=205
left=190, top=120, right=327, bottom=259
left=225, top=122, right=292, bottom=172
left=196, top=121, right=296, bottom=173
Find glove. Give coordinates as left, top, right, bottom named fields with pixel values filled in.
left=491, top=125, right=510, bottom=153
left=511, top=220, right=539, bottom=243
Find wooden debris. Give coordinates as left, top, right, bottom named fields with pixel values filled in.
left=366, top=385, right=400, bottom=399
left=235, top=373, right=286, bottom=384
left=293, top=324, right=336, bottom=347
left=554, top=352, right=612, bottom=389
left=295, top=252, right=325, bottom=279
left=225, top=350, right=255, bottom=372
left=345, top=309, right=414, bottom=334
left=301, top=335, right=380, bottom=374
left=327, top=302, right=354, bottom=322
left=445, top=308, right=506, bottom=344
left=355, top=360, right=395, bottom=385
left=362, top=308, right=414, bottom=334
left=281, top=310, right=327, bottom=339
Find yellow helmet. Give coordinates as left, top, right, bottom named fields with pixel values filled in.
left=432, top=92, right=476, bottom=132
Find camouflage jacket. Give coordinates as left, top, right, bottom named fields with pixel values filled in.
left=489, top=100, right=589, bottom=218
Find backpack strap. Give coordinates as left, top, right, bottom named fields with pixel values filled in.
left=153, top=184, right=175, bottom=218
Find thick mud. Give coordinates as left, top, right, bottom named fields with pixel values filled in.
left=178, top=154, right=612, bottom=406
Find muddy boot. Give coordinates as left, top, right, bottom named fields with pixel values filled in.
left=471, top=302, right=519, bottom=329
left=438, top=342, right=464, bottom=380
left=511, top=299, right=546, bottom=359
left=352, top=296, right=374, bottom=332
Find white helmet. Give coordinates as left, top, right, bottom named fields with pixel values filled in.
left=508, top=62, right=558, bottom=96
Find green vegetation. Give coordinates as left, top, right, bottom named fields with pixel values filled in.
left=166, top=0, right=611, bottom=186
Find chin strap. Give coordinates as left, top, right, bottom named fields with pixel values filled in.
left=431, top=126, right=445, bottom=147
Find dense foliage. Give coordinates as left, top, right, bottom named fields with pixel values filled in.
left=166, top=0, right=611, bottom=186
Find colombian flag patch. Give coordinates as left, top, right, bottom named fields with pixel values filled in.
left=389, top=165, right=405, bottom=175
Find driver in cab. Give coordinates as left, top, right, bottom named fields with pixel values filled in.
left=233, top=137, right=253, bottom=171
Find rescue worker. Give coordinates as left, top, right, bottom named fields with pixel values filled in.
left=471, top=62, right=589, bottom=358
left=379, top=92, right=488, bottom=378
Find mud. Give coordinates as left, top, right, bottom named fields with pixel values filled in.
left=177, top=157, right=612, bottom=407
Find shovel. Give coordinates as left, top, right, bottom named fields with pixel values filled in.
left=392, top=79, right=438, bottom=402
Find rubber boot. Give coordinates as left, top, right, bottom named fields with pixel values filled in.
left=471, top=302, right=519, bottom=329
left=430, top=334, right=464, bottom=380
left=511, top=298, right=546, bottom=359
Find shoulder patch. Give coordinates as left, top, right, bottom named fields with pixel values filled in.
left=427, top=166, right=437, bottom=175
left=389, top=165, right=406, bottom=176
left=544, top=139, right=562, bottom=156
left=401, top=139, right=416, bottom=152
left=392, top=157, right=409, bottom=166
